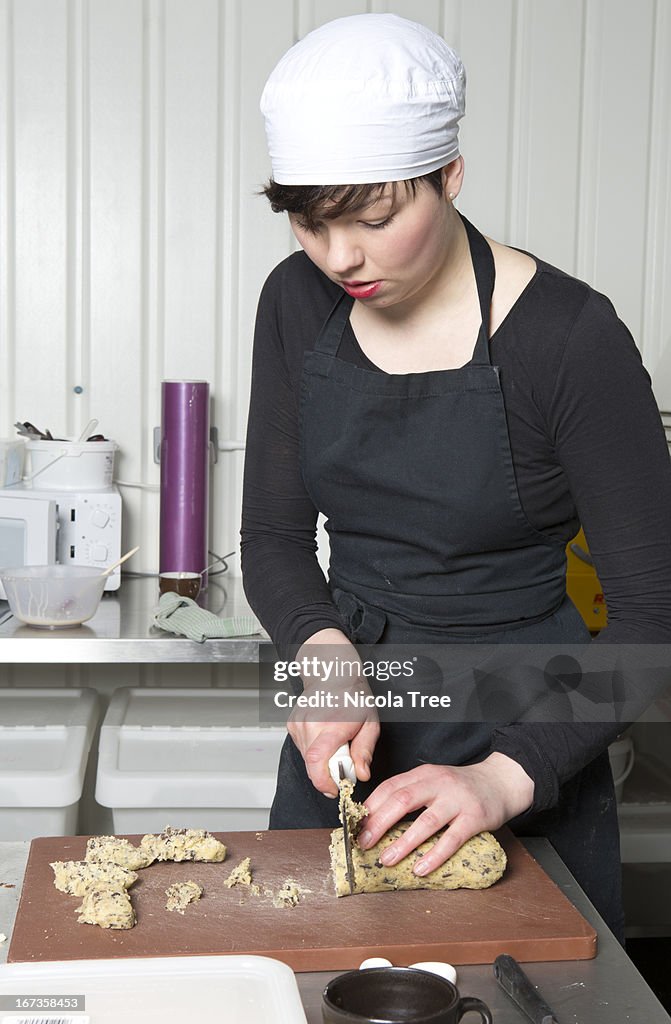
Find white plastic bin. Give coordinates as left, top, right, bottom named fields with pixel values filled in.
left=0, top=687, right=99, bottom=840
left=95, top=688, right=286, bottom=832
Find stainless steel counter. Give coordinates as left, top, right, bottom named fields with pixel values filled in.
left=0, top=575, right=269, bottom=663
left=0, top=838, right=668, bottom=1022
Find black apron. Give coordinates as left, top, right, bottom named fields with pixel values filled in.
left=270, top=216, right=624, bottom=942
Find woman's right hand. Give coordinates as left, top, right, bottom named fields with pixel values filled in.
left=288, top=628, right=380, bottom=797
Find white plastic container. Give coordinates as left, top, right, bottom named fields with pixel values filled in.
left=0, top=439, right=24, bottom=486
left=0, top=955, right=307, bottom=1024
left=0, top=687, right=99, bottom=840
left=95, top=687, right=286, bottom=832
left=25, top=439, right=117, bottom=490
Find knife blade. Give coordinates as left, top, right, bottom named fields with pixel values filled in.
left=328, top=745, right=357, bottom=896
left=338, top=760, right=356, bottom=896
left=494, top=954, right=559, bottom=1024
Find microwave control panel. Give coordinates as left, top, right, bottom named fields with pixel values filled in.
left=0, top=485, right=123, bottom=591
left=55, top=490, right=123, bottom=590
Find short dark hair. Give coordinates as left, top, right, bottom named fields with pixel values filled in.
left=261, top=170, right=444, bottom=232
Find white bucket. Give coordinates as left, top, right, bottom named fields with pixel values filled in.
left=0, top=439, right=25, bottom=486
left=26, top=439, right=118, bottom=490
left=608, top=734, right=635, bottom=802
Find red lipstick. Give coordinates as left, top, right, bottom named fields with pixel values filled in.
left=342, top=280, right=382, bottom=299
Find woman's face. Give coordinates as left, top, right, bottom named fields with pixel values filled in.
left=288, top=180, right=455, bottom=310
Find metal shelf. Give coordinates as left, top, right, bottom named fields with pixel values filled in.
left=0, top=575, right=270, bottom=663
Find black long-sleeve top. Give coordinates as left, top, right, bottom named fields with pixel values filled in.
left=241, top=245, right=671, bottom=814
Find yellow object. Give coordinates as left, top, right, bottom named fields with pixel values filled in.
left=565, top=528, right=607, bottom=631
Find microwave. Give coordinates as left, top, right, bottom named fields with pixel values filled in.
left=0, top=485, right=122, bottom=599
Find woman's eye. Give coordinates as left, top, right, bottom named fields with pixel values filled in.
left=363, top=216, right=395, bottom=230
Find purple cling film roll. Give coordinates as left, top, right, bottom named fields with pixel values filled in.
left=159, top=380, right=210, bottom=584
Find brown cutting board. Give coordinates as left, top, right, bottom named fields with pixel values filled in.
left=8, top=828, right=596, bottom=970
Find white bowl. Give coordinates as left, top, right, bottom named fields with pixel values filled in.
left=0, top=565, right=106, bottom=629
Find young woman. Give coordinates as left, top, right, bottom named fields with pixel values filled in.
left=241, top=13, right=671, bottom=943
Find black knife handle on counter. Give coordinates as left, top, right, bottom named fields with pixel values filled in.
left=493, top=954, right=559, bottom=1024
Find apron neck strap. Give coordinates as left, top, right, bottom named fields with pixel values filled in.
left=460, top=214, right=495, bottom=366
left=313, top=291, right=354, bottom=355
left=313, top=214, right=497, bottom=364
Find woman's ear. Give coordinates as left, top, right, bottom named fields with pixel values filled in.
left=441, top=156, right=464, bottom=200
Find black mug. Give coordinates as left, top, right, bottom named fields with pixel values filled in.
left=322, top=967, right=493, bottom=1024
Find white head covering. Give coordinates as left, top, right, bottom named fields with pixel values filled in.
left=260, top=13, right=466, bottom=185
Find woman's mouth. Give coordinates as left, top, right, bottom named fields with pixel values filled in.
left=341, top=280, right=382, bottom=299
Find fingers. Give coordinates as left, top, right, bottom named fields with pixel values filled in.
left=359, top=765, right=442, bottom=843
left=376, top=805, right=448, bottom=868
left=409, top=818, right=476, bottom=876
left=350, top=717, right=380, bottom=781
left=287, top=689, right=380, bottom=795
left=358, top=763, right=497, bottom=879
left=301, top=723, right=366, bottom=796
left=358, top=777, right=430, bottom=850
left=361, top=779, right=402, bottom=816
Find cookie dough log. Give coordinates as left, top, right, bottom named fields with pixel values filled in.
left=51, top=860, right=138, bottom=897
left=140, top=826, right=227, bottom=863
left=76, top=888, right=136, bottom=929
left=85, top=835, right=155, bottom=871
left=330, top=825, right=506, bottom=897
left=165, top=880, right=203, bottom=914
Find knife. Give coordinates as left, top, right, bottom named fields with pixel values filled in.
left=494, top=954, right=559, bottom=1024
left=328, top=744, right=357, bottom=896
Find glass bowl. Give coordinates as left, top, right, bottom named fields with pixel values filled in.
left=0, top=565, right=107, bottom=629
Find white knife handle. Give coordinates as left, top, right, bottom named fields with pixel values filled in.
left=328, top=744, right=356, bottom=786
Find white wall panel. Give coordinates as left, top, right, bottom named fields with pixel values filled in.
left=377, top=0, right=442, bottom=31
left=639, top=0, right=671, bottom=406
left=456, top=0, right=515, bottom=239
left=580, top=0, right=655, bottom=343
left=310, top=0, right=367, bottom=29
left=88, top=0, right=149, bottom=560
left=1, top=0, right=671, bottom=614
left=0, top=0, right=14, bottom=427
left=222, top=0, right=297, bottom=560
left=12, top=0, right=69, bottom=433
left=510, top=0, right=585, bottom=270
left=163, top=0, right=219, bottom=377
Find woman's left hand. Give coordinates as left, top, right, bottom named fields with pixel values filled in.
left=357, top=752, right=535, bottom=876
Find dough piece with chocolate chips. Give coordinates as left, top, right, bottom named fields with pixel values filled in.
left=51, top=859, right=138, bottom=897
left=165, top=880, right=203, bottom=914
left=76, top=887, right=136, bottom=929
left=85, top=835, right=154, bottom=871
left=272, top=879, right=311, bottom=909
left=224, top=857, right=261, bottom=896
left=140, top=826, right=226, bottom=863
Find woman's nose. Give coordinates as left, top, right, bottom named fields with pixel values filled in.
left=325, top=229, right=364, bottom=275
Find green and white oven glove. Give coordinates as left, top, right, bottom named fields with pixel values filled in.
left=153, top=591, right=262, bottom=642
